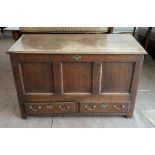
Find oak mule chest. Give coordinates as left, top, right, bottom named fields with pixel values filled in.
left=8, top=34, right=146, bottom=118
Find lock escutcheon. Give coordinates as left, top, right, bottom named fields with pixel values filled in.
left=73, top=55, right=81, bottom=61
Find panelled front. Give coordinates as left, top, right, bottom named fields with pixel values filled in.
left=16, top=55, right=135, bottom=95
left=17, top=54, right=136, bottom=97
left=14, top=54, right=138, bottom=116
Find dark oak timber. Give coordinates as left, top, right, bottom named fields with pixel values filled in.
left=8, top=34, right=147, bottom=118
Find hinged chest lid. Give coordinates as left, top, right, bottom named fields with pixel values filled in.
left=8, top=34, right=147, bottom=54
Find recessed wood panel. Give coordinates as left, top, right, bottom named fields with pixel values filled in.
left=62, top=63, right=92, bottom=93
left=21, top=62, right=54, bottom=93
left=101, top=62, right=134, bottom=93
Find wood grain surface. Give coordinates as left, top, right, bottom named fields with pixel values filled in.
left=8, top=34, right=146, bottom=54
left=7, top=34, right=146, bottom=118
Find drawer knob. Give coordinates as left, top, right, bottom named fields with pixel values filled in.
left=59, top=105, right=70, bottom=111
left=113, top=104, right=125, bottom=110
left=85, top=104, right=96, bottom=111
left=101, top=103, right=109, bottom=109
left=29, top=105, right=42, bottom=112
left=73, top=55, right=81, bottom=61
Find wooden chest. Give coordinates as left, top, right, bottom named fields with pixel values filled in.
left=8, top=34, right=146, bottom=118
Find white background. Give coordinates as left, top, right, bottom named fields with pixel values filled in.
left=0, top=0, right=154, bottom=155
left=0, top=129, right=154, bottom=155
left=0, top=0, right=155, bottom=26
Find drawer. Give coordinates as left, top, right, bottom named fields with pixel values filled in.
left=25, top=102, right=77, bottom=114
left=80, top=102, right=129, bottom=113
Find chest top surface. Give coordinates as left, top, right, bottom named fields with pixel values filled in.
left=8, top=34, right=147, bottom=54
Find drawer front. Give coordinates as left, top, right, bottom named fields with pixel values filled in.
left=80, top=102, right=129, bottom=113
left=25, top=102, right=77, bottom=114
